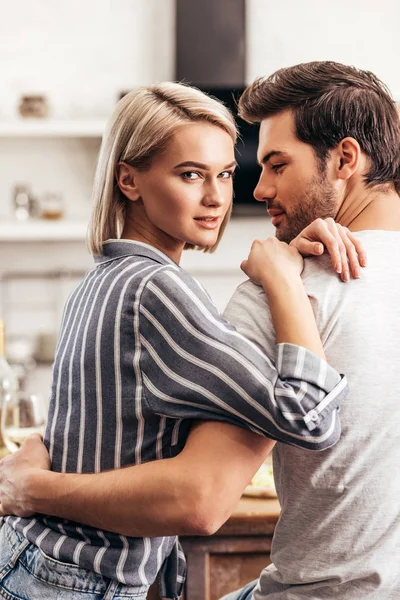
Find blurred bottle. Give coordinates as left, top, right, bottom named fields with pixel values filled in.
left=0, top=320, right=19, bottom=449
left=40, top=192, right=64, bottom=220
left=12, top=183, right=40, bottom=220
left=13, top=183, right=31, bottom=220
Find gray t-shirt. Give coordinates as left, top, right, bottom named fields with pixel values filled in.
left=224, top=231, right=400, bottom=600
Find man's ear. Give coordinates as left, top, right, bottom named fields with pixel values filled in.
left=334, top=137, right=361, bottom=181
left=116, top=162, right=141, bottom=201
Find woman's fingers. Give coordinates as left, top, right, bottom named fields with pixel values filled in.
left=286, top=218, right=367, bottom=282
left=291, top=218, right=367, bottom=281
left=290, top=237, right=324, bottom=257
left=240, top=259, right=248, bottom=274
left=337, top=226, right=360, bottom=279
left=331, top=223, right=350, bottom=282
left=290, top=219, right=342, bottom=272
left=331, top=222, right=369, bottom=280
left=341, top=227, right=367, bottom=268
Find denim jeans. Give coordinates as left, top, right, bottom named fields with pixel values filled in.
left=220, top=580, right=258, bottom=600
left=0, top=522, right=148, bottom=599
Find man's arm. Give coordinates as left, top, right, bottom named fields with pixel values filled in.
left=0, top=422, right=274, bottom=537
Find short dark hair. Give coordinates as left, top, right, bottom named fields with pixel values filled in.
left=239, top=61, right=400, bottom=192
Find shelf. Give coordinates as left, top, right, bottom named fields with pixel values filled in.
left=0, top=119, right=106, bottom=138
left=0, top=220, right=88, bottom=241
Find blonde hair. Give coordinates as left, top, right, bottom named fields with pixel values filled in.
left=88, top=82, right=238, bottom=255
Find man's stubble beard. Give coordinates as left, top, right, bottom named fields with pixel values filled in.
left=275, top=171, right=338, bottom=244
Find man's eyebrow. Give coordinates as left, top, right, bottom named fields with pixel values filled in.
left=257, top=150, right=286, bottom=167
left=174, top=160, right=238, bottom=170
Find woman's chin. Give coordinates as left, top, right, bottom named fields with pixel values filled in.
left=187, top=235, right=218, bottom=250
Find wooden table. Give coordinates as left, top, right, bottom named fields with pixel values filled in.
left=149, top=496, right=280, bottom=600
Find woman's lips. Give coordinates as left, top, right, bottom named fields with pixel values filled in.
left=194, top=217, right=220, bottom=230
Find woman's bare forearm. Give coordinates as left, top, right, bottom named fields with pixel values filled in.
left=261, top=273, right=325, bottom=360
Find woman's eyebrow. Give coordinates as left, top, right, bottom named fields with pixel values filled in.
left=174, top=160, right=238, bottom=170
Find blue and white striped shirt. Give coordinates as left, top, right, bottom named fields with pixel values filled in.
left=6, top=240, right=347, bottom=599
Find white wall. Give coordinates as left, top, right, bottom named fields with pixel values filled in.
left=0, top=0, right=175, bottom=119
left=0, top=0, right=176, bottom=221
left=247, top=0, right=400, bottom=99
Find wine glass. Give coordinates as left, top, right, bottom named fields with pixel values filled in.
left=0, top=392, right=47, bottom=453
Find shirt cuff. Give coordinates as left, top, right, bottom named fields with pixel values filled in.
left=276, top=342, right=348, bottom=432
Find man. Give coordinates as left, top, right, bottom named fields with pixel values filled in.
left=220, top=61, right=400, bottom=599
left=1, top=61, right=399, bottom=599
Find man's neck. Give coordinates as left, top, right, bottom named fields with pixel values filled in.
left=335, top=183, right=400, bottom=232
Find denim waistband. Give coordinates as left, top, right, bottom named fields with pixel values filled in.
left=3, top=523, right=149, bottom=598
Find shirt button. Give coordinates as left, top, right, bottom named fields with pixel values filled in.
left=309, top=409, right=319, bottom=422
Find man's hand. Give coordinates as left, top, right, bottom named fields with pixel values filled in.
left=290, top=217, right=367, bottom=282
left=241, top=237, right=303, bottom=286
left=0, top=434, right=50, bottom=518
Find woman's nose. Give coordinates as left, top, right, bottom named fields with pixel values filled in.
left=202, top=182, right=225, bottom=207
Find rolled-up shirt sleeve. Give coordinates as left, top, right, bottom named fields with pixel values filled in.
left=139, top=267, right=347, bottom=450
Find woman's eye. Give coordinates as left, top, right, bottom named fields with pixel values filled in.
left=181, top=171, right=200, bottom=180
left=271, top=163, right=286, bottom=173
left=219, top=170, right=234, bottom=179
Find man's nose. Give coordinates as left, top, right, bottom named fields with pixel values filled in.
left=253, top=173, right=276, bottom=203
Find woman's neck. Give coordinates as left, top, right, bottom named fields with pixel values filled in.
left=121, top=209, right=183, bottom=264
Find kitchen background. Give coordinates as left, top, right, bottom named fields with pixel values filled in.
left=0, top=0, right=398, bottom=398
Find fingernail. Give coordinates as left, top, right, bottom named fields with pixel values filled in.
left=336, top=263, right=342, bottom=274
left=343, top=271, right=350, bottom=282
left=354, top=267, right=360, bottom=278
left=315, top=244, right=323, bottom=254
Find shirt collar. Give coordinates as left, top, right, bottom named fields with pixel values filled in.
left=94, top=239, right=179, bottom=267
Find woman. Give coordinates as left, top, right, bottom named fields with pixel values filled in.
left=0, top=83, right=360, bottom=600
